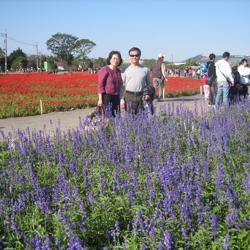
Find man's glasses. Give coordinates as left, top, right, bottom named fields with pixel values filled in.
left=130, top=54, right=140, bottom=58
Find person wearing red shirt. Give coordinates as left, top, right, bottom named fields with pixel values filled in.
left=97, top=51, right=123, bottom=117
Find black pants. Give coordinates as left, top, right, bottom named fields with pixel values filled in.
left=102, top=94, right=120, bottom=117
left=209, top=81, right=217, bottom=105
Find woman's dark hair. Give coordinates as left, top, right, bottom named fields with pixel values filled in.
left=106, top=51, right=123, bottom=66
left=222, top=51, right=230, bottom=58
left=239, top=58, right=248, bottom=65
left=128, top=47, right=141, bottom=57
left=209, top=53, right=216, bottom=60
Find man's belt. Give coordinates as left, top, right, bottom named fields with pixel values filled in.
left=126, top=90, right=143, bottom=96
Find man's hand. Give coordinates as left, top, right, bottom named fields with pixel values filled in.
left=145, top=94, right=150, bottom=100
left=120, top=99, right=125, bottom=110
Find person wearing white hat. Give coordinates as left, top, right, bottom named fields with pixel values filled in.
left=152, top=53, right=167, bottom=100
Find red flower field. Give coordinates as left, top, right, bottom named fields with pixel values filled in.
left=0, top=72, right=202, bottom=118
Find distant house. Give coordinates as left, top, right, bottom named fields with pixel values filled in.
left=56, top=61, right=77, bottom=71
left=173, top=62, right=186, bottom=66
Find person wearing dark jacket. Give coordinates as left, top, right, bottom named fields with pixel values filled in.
left=206, top=53, right=217, bottom=105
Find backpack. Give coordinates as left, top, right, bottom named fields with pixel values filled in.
left=200, top=63, right=208, bottom=74
left=232, top=70, right=241, bottom=85
left=143, top=84, right=156, bottom=100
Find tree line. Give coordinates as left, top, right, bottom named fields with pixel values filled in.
left=0, top=32, right=193, bottom=72
left=0, top=32, right=107, bottom=72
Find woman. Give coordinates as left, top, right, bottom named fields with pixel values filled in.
left=237, top=59, right=250, bottom=98
left=97, top=51, right=123, bottom=117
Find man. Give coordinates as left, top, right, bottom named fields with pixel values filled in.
left=215, top=52, right=234, bottom=107
left=206, top=53, right=217, bottom=106
left=121, top=47, right=151, bottom=115
left=152, top=53, right=167, bottom=100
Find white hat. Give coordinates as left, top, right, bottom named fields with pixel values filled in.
left=158, top=53, right=165, bottom=58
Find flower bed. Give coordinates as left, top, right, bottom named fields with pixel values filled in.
left=0, top=73, right=98, bottom=118
left=164, top=77, right=202, bottom=97
left=0, top=73, right=202, bottom=118
left=0, top=103, right=249, bottom=249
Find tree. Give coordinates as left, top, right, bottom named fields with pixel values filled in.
left=74, top=57, right=94, bottom=70
left=46, top=33, right=78, bottom=64
left=46, top=33, right=96, bottom=66
left=0, top=48, right=4, bottom=72
left=74, top=39, right=96, bottom=60
left=185, top=59, right=198, bottom=67
left=143, top=59, right=156, bottom=70
left=40, top=55, right=57, bottom=72
left=93, top=57, right=106, bottom=69
left=0, top=48, right=4, bottom=58
left=11, top=57, right=28, bottom=71
left=8, top=48, right=28, bottom=70
left=27, top=55, right=37, bottom=69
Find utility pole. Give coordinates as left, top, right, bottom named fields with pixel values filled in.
left=4, top=31, right=7, bottom=74
left=35, top=44, right=39, bottom=71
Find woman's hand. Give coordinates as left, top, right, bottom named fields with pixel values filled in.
left=97, top=99, right=103, bottom=106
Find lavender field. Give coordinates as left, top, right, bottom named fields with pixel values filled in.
left=0, top=102, right=250, bottom=249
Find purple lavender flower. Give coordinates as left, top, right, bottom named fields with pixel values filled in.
left=99, top=174, right=104, bottom=194
left=67, top=233, right=85, bottom=250
left=216, top=164, right=223, bottom=191
left=128, top=188, right=134, bottom=206
left=226, top=209, right=237, bottom=226
left=226, top=187, right=234, bottom=209
left=181, top=227, right=188, bottom=238
left=69, top=158, right=78, bottom=174
left=222, top=233, right=230, bottom=249
left=211, top=215, right=218, bottom=237
left=162, top=230, right=173, bottom=250
left=244, top=174, right=250, bottom=193
left=132, top=210, right=143, bottom=234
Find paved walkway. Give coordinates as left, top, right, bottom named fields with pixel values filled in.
left=0, top=95, right=207, bottom=137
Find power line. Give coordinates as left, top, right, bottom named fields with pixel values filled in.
left=0, top=31, right=39, bottom=72
left=8, top=35, right=36, bottom=47
left=0, top=32, right=36, bottom=47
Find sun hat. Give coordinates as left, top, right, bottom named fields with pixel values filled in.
left=158, top=53, right=165, bottom=58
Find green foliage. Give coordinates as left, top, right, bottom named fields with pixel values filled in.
left=93, top=57, right=106, bottom=69
left=185, top=59, right=198, bottom=67
left=46, top=33, right=96, bottom=65
left=8, top=48, right=28, bottom=70
left=142, top=59, right=156, bottom=70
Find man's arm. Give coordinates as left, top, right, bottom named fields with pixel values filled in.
left=224, top=62, right=234, bottom=83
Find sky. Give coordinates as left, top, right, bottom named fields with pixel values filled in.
left=0, top=0, right=250, bottom=62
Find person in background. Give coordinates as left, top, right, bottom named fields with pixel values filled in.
left=206, top=53, right=217, bottom=106
left=97, top=51, right=123, bottom=117
left=215, top=52, right=234, bottom=107
left=121, top=47, right=151, bottom=115
left=152, top=53, right=168, bottom=100
left=238, top=58, right=250, bottom=98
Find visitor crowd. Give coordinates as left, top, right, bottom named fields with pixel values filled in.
left=97, top=48, right=250, bottom=117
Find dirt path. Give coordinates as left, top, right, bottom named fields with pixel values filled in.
left=0, top=95, right=207, bottom=138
